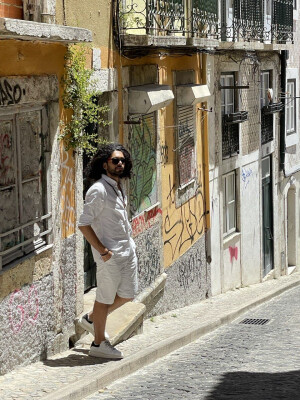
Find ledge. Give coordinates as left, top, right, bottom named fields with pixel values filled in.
left=0, top=18, right=92, bottom=43
left=219, top=40, right=291, bottom=51
left=121, top=34, right=186, bottom=47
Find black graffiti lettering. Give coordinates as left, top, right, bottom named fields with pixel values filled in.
left=13, top=84, right=22, bottom=104
left=177, top=249, right=203, bottom=290
left=4, top=80, right=14, bottom=105
left=0, top=80, right=23, bottom=106
left=163, top=173, right=206, bottom=260
left=0, top=82, right=8, bottom=106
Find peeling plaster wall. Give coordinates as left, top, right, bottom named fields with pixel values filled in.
left=0, top=42, right=83, bottom=374
left=0, top=274, right=55, bottom=375
left=152, top=236, right=209, bottom=315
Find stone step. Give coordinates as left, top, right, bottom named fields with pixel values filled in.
left=75, top=302, right=146, bottom=348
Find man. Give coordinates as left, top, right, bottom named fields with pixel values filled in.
left=78, top=143, right=138, bottom=359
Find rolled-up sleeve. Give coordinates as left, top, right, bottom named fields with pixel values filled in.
left=78, top=186, right=104, bottom=226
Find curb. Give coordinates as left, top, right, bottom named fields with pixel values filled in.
left=43, top=276, right=300, bottom=400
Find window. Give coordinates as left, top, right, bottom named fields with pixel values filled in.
left=260, top=71, right=274, bottom=144
left=221, top=74, right=235, bottom=115
left=286, top=80, right=296, bottom=134
left=260, top=71, right=271, bottom=108
left=223, top=171, right=236, bottom=236
left=221, top=73, right=240, bottom=158
left=176, top=105, right=196, bottom=186
left=0, top=107, right=51, bottom=269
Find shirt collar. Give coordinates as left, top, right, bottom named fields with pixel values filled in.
left=102, top=173, right=123, bottom=188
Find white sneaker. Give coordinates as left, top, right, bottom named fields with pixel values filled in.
left=78, top=314, right=109, bottom=339
left=89, top=340, right=123, bottom=359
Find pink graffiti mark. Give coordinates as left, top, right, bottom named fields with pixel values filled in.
left=132, top=206, right=162, bottom=237
left=9, top=285, right=39, bottom=334
left=229, top=246, right=238, bottom=263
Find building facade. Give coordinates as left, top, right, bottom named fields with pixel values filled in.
left=0, top=1, right=91, bottom=374
left=208, top=0, right=295, bottom=294
left=0, top=0, right=297, bottom=375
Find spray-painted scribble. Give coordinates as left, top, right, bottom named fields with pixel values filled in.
left=129, top=114, right=157, bottom=216
left=0, top=122, right=14, bottom=186
left=9, top=285, right=39, bottom=334
left=177, top=249, right=203, bottom=290
left=164, top=173, right=206, bottom=261
left=229, top=245, right=238, bottom=262
left=242, top=167, right=253, bottom=190
left=0, top=79, right=23, bottom=107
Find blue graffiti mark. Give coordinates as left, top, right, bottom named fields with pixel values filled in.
left=242, top=167, right=253, bottom=190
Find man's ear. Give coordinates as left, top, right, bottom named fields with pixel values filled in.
left=103, top=162, right=107, bottom=171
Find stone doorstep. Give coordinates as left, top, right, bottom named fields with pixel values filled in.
left=73, top=273, right=167, bottom=346
left=75, top=302, right=146, bottom=348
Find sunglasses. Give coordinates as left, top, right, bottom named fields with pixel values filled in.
left=108, top=157, right=126, bottom=165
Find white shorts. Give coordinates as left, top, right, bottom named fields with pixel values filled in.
left=95, top=251, right=138, bottom=304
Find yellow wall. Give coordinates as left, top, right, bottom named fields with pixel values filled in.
left=120, top=54, right=209, bottom=268
left=55, top=0, right=114, bottom=68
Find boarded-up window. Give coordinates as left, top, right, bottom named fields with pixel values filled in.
left=0, top=107, right=51, bottom=269
left=129, top=113, right=157, bottom=217
left=177, top=105, right=196, bottom=186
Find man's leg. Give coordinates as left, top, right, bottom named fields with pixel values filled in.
left=92, top=300, right=109, bottom=344
left=108, top=294, right=133, bottom=314
left=89, top=294, right=132, bottom=323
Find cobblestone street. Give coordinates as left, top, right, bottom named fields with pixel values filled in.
left=86, top=285, right=300, bottom=400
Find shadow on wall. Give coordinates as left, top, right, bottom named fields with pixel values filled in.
left=205, top=370, right=300, bottom=400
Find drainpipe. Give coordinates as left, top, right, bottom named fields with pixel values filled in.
left=279, top=50, right=287, bottom=172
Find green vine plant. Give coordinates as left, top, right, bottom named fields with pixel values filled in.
left=59, top=44, right=109, bottom=155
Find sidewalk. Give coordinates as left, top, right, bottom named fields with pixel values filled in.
left=1, top=272, right=300, bottom=400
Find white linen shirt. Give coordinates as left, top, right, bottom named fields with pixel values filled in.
left=78, top=174, right=135, bottom=265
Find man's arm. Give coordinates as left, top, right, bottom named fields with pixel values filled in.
left=78, top=225, right=112, bottom=262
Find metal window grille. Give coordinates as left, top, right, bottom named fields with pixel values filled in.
left=221, top=73, right=240, bottom=159
left=177, top=105, right=196, bottom=186
left=261, top=113, right=274, bottom=144
left=0, top=107, right=51, bottom=270
left=129, top=113, right=158, bottom=217
left=191, top=0, right=219, bottom=38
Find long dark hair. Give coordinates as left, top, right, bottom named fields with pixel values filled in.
left=84, top=143, right=132, bottom=183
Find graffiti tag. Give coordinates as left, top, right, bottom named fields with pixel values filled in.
left=229, top=246, right=238, bottom=263
left=9, top=285, right=39, bottom=334
left=0, top=79, right=24, bottom=107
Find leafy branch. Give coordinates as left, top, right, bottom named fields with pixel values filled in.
left=59, top=44, right=109, bottom=154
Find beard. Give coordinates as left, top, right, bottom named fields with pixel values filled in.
left=106, top=164, right=124, bottom=178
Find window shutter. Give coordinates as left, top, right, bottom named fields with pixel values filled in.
left=177, top=105, right=196, bottom=186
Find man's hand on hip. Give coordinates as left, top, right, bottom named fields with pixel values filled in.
left=101, top=250, right=113, bottom=262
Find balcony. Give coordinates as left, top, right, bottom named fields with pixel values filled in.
left=261, top=112, right=274, bottom=145
left=222, top=118, right=239, bottom=159
left=116, top=0, right=293, bottom=49
left=117, top=0, right=219, bottom=48
left=221, top=0, right=293, bottom=45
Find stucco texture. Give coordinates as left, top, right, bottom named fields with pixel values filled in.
left=153, top=236, right=210, bottom=315
left=0, top=273, right=55, bottom=375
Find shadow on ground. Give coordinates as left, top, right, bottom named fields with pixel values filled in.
left=205, top=370, right=300, bottom=400
left=43, top=348, right=118, bottom=367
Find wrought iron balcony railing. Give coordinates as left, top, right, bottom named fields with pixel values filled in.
left=222, top=118, right=239, bottom=159
left=261, top=112, right=274, bottom=145
left=117, top=0, right=219, bottom=39
left=221, top=0, right=293, bottom=43
left=117, top=0, right=293, bottom=45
